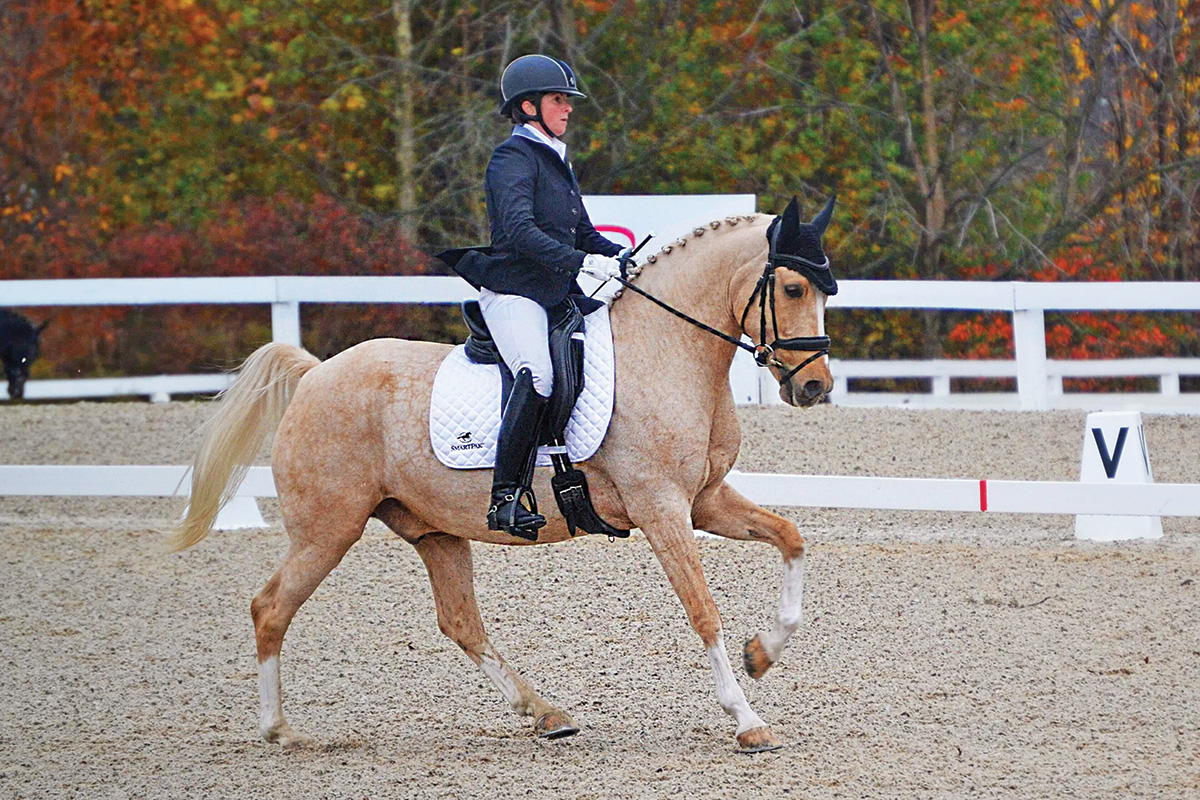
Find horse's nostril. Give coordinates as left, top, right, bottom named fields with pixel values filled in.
left=802, top=379, right=824, bottom=398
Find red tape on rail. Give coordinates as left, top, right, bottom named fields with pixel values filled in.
left=979, top=479, right=988, bottom=511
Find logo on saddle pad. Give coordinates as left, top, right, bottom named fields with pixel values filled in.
left=452, top=431, right=485, bottom=452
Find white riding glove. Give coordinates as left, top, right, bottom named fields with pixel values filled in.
left=580, top=253, right=622, bottom=280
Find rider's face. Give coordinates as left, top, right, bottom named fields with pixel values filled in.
left=523, top=93, right=572, bottom=137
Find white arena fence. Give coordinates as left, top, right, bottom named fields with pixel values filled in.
left=3, top=274, right=1200, bottom=411
left=1, top=466, right=1197, bottom=532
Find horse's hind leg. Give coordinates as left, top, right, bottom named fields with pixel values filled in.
left=692, top=480, right=806, bottom=680
left=412, top=533, right=578, bottom=739
left=251, top=521, right=365, bottom=747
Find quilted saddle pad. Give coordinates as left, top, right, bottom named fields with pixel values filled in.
left=429, top=304, right=615, bottom=470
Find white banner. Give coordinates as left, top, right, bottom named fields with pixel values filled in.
left=583, top=194, right=757, bottom=254
left=582, top=194, right=762, bottom=401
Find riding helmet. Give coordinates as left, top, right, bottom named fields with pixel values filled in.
left=498, top=54, right=586, bottom=117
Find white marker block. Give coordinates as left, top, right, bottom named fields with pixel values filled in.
left=214, top=496, right=266, bottom=530
left=1075, top=410, right=1162, bottom=541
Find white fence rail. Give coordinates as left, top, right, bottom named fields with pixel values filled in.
left=11, top=374, right=235, bottom=403
left=824, top=357, right=1200, bottom=412
left=2, top=466, right=1197, bottom=527
left=4, top=276, right=1200, bottom=410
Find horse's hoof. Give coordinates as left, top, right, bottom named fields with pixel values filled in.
left=736, top=726, right=784, bottom=754
left=743, top=634, right=773, bottom=680
left=263, top=724, right=315, bottom=749
left=534, top=711, right=580, bottom=740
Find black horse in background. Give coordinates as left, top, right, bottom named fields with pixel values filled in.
left=0, top=310, right=49, bottom=401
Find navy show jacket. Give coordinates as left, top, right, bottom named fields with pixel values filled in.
left=446, top=129, right=622, bottom=308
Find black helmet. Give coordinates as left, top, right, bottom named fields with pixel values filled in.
left=498, top=54, right=586, bottom=117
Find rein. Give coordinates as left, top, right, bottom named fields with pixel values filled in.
left=614, top=223, right=830, bottom=387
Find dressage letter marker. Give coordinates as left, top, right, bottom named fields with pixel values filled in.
left=1074, top=410, right=1162, bottom=542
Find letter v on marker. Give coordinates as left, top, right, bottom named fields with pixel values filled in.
left=1092, top=427, right=1129, bottom=479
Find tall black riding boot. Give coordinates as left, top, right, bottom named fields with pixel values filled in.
left=487, top=368, right=548, bottom=540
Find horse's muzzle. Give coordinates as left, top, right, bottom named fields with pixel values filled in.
left=6, top=378, right=25, bottom=401
left=781, top=377, right=828, bottom=408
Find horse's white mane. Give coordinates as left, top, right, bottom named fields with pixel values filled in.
left=612, top=214, right=761, bottom=302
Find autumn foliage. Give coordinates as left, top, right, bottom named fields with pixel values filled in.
left=6, top=193, right=446, bottom=378
left=2, top=1, right=1199, bottom=387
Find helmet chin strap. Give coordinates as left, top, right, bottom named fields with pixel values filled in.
left=520, top=96, right=557, bottom=139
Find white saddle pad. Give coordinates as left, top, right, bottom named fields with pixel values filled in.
left=429, top=305, right=615, bottom=470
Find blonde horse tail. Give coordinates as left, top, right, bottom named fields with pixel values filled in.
left=168, top=342, right=320, bottom=552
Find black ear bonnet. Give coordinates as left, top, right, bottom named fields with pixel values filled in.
left=765, top=195, right=838, bottom=296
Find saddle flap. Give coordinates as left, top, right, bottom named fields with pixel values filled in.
left=542, top=299, right=586, bottom=441
left=461, top=296, right=593, bottom=443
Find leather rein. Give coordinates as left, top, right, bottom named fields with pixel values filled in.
left=613, top=224, right=831, bottom=388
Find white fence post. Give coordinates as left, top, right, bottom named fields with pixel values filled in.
left=1012, top=308, right=1049, bottom=411
left=1162, top=372, right=1181, bottom=396
left=271, top=301, right=301, bottom=346
left=727, top=346, right=761, bottom=404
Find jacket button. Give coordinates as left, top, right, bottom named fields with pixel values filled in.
left=570, top=190, right=577, bottom=197
left=570, top=227, right=576, bottom=234
left=571, top=208, right=578, bottom=215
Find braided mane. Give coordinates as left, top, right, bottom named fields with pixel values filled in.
left=611, top=214, right=761, bottom=301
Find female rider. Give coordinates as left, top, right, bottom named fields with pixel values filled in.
left=449, top=54, right=626, bottom=538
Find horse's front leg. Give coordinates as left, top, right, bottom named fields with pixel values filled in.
left=692, top=480, right=806, bottom=681
left=639, top=501, right=782, bottom=753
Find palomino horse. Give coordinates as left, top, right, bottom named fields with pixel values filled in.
left=171, top=197, right=836, bottom=753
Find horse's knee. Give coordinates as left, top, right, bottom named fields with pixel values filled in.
left=775, top=520, right=805, bottom=562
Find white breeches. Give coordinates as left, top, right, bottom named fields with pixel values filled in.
left=478, top=289, right=554, bottom=398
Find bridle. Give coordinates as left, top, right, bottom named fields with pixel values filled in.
left=613, top=220, right=831, bottom=388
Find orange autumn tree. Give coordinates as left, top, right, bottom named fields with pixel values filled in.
left=946, top=0, right=1200, bottom=387
left=2, top=1, right=438, bottom=379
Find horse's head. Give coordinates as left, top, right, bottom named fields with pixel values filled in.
left=735, top=196, right=837, bottom=408
left=1, top=313, right=48, bottom=401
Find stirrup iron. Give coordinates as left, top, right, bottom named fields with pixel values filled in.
left=488, top=487, right=545, bottom=540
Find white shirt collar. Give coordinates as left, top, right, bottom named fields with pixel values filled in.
left=517, top=123, right=567, bottom=162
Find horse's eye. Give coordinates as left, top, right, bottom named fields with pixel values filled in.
left=783, top=283, right=805, bottom=298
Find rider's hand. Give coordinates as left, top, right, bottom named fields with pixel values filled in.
left=616, top=247, right=634, bottom=271
left=580, top=253, right=622, bottom=280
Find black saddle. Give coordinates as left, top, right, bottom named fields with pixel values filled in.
left=459, top=295, right=628, bottom=539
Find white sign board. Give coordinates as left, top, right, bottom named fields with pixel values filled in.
left=1075, top=410, right=1163, bottom=541
left=583, top=194, right=757, bottom=255
left=583, top=194, right=763, bottom=403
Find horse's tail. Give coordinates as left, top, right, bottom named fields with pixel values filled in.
left=168, top=342, right=320, bottom=552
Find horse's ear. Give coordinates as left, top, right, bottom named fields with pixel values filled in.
left=777, top=195, right=802, bottom=244
left=811, top=195, right=836, bottom=236
left=36, top=318, right=51, bottom=336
